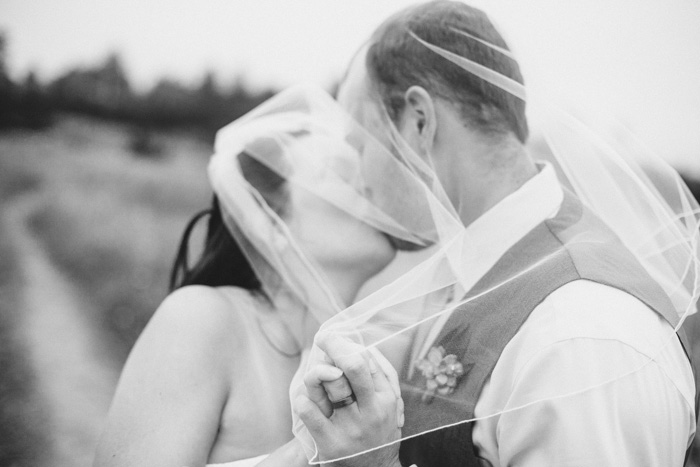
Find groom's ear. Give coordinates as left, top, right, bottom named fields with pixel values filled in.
left=402, top=86, right=438, bottom=153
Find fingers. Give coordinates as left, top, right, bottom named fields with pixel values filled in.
left=367, top=346, right=400, bottom=398
left=396, top=395, right=405, bottom=429
left=317, top=334, right=376, bottom=406
left=322, top=375, right=353, bottom=402
left=336, top=352, right=375, bottom=407
left=367, top=351, right=392, bottom=396
left=295, top=394, right=333, bottom=440
left=367, top=347, right=404, bottom=429
left=303, top=364, right=343, bottom=418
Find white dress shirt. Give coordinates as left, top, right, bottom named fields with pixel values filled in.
left=414, top=162, right=696, bottom=466
left=408, top=162, right=563, bottom=370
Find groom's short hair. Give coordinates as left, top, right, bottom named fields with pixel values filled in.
left=366, top=0, right=528, bottom=143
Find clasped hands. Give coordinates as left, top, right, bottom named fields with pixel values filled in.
left=294, top=333, right=405, bottom=467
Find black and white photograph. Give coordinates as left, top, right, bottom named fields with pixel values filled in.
left=1, top=1, right=700, bottom=466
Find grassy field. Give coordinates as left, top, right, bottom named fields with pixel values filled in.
left=2, top=116, right=213, bottom=362
left=0, top=170, right=49, bottom=467
left=0, top=115, right=215, bottom=465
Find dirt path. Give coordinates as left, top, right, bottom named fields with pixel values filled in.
left=5, top=190, right=120, bottom=467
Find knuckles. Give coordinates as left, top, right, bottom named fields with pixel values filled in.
left=303, top=369, right=320, bottom=388
left=337, top=355, right=368, bottom=378
left=296, top=399, right=313, bottom=418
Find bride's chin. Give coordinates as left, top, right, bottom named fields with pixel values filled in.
left=367, top=238, right=398, bottom=273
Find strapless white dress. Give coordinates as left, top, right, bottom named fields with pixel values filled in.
left=206, top=453, right=268, bottom=466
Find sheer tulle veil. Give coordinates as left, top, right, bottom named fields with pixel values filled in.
left=206, top=2, right=699, bottom=463
left=281, top=2, right=700, bottom=464
left=208, top=84, right=457, bottom=352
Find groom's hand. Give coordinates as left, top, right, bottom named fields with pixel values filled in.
left=296, top=334, right=403, bottom=467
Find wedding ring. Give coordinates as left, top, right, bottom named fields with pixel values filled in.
left=330, top=393, right=357, bottom=409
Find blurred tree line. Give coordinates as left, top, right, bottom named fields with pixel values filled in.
left=0, top=32, right=275, bottom=140
left=1, top=31, right=699, bottom=198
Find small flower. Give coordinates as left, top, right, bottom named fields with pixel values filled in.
left=415, top=346, right=465, bottom=403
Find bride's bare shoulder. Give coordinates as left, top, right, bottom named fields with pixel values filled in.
left=159, top=284, right=247, bottom=317
left=108, top=286, right=261, bottom=424
left=135, top=285, right=256, bottom=358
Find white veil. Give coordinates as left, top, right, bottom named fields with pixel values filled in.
left=289, top=2, right=700, bottom=463
left=209, top=84, right=460, bottom=353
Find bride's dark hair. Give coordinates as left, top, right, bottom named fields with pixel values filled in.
left=169, top=151, right=288, bottom=291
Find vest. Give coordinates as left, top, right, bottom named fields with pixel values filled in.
left=399, top=191, right=695, bottom=467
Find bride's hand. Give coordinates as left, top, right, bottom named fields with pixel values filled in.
left=296, top=335, right=404, bottom=467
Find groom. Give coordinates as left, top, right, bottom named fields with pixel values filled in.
left=296, top=1, right=696, bottom=466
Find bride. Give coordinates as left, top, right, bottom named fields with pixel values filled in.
left=93, top=86, right=435, bottom=467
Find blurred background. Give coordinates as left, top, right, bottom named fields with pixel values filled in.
left=0, top=1, right=699, bottom=466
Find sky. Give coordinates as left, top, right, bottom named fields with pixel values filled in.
left=2, top=0, right=699, bottom=174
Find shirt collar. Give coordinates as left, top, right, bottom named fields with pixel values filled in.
left=410, top=162, right=564, bottom=368
left=451, top=161, right=564, bottom=292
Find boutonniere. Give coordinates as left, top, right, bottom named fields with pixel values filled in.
left=415, top=346, right=465, bottom=403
